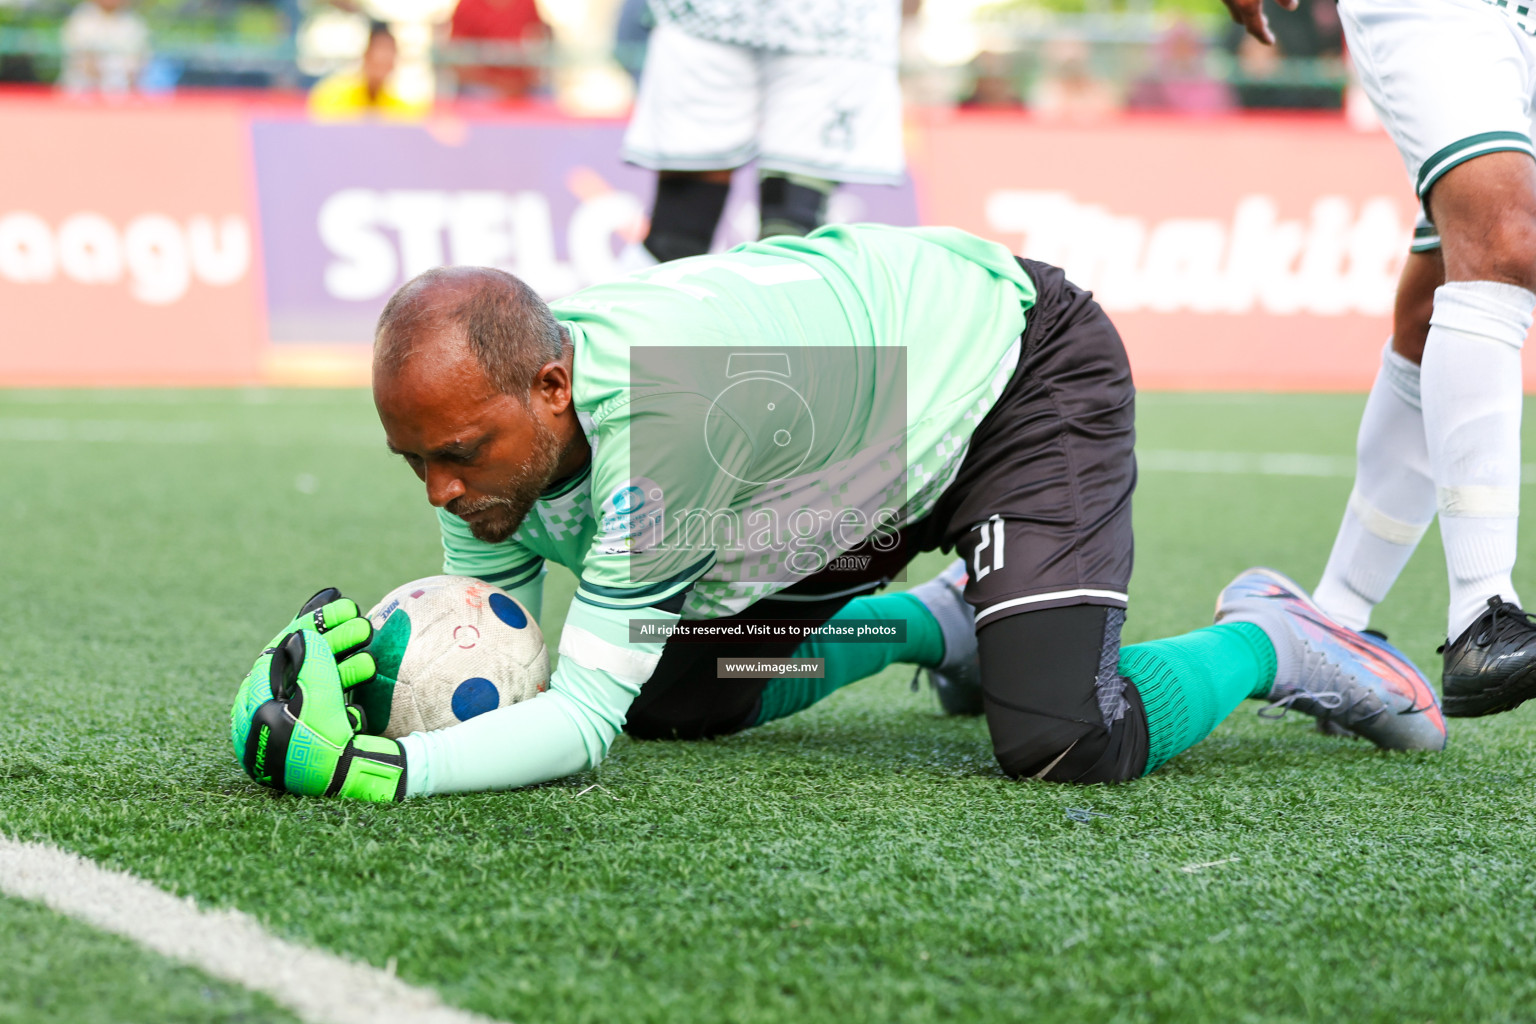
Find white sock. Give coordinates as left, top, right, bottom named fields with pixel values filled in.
left=1422, top=280, right=1533, bottom=640
left=1314, top=341, right=1436, bottom=630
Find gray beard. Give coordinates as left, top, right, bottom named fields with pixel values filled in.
left=447, top=422, right=566, bottom=544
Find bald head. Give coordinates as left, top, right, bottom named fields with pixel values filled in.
left=372, top=266, right=588, bottom=543
left=373, top=265, right=567, bottom=402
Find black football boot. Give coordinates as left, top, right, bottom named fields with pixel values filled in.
left=1441, top=596, right=1536, bottom=717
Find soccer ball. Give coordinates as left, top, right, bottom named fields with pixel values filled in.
left=355, top=575, right=549, bottom=739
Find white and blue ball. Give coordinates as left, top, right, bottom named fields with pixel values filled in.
left=363, top=574, right=548, bottom=738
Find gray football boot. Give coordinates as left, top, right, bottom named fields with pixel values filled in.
left=908, top=559, right=983, bottom=716
left=1214, top=567, right=1446, bottom=751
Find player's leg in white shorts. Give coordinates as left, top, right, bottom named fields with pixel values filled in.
left=752, top=51, right=904, bottom=239
left=622, top=22, right=761, bottom=172
left=1343, top=0, right=1536, bottom=195
left=621, top=23, right=760, bottom=261
left=1325, top=0, right=1536, bottom=710
left=756, top=51, right=903, bottom=186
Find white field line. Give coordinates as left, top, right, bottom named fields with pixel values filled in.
left=0, top=418, right=219, bottom=443
left=0, top=418, right=381, bottom=446
left=1180, top=855, right=1242, bottom=874
left=1138, top=450, right=1355, bottom=478
left=1138, top=449, right=1536, bottom=482
left=5, top=421, right=1536, bottom=484
left=1, top=389, right=311, bottom=405
left=0, top=838, right=506, bottom=1024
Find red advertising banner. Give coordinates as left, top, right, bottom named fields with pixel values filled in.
left=0, top=99, right=264, bottom=385
left=909, top=112, right=1444, bottom=391
left=3, top=99, right=1515, bottom=392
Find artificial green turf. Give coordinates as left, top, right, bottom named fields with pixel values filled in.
left=3, top=389, right=1536, bottom=1023
left=0, top=894, right=301, bottom=1024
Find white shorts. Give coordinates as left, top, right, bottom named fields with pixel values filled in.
left=621, top=22, right=905, bottom=185
left=1343, top=0, right=1536, bottom=242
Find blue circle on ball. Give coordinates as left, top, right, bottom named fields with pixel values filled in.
left=489, top=592, right=527, bottom=629
left=452, top=677, right=500, bottom=720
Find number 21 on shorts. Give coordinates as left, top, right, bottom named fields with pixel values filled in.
left=972, top=515, right=1005, bottom=581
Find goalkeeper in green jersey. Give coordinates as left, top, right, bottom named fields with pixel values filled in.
left=232, top=224, right=1447, bottom=802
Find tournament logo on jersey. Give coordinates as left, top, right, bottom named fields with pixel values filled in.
left=597, top=477, right=665, bottom=556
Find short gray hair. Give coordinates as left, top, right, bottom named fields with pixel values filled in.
left=374, top=266, right=568, bottom=401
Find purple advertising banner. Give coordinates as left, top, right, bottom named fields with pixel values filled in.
left=251, top=117, right=919, bottom=345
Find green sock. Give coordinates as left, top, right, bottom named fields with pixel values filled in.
left=1119, top=622, right=1277, bottom=775
left=752, top=592, right=945, bottom=726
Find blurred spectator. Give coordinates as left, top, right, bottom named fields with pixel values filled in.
left=447, top=0, right=548, bottom=100
left=959, top=50, right=1024, bottom=111
left=59, top=0, right=149, bottom=94
left=1128, top=20, right=1233, bottom=114
left=1264, top=0, right=1343, bottom=60
left=1030, top=38, right=1118, bottom=123
left=1228, top=32, right=1342, bottom=109
left=309, top=21, right=429, bottom=120
left=1226, top=0, right=1344, bottom=109
left=297, top=1, right=372, bottom=81
left=0, top=52, right=42, bottom=86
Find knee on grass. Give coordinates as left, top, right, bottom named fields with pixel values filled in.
left=991, top=722, right=1144, bottom=785
left=977, top=605, right=1148, bottom=785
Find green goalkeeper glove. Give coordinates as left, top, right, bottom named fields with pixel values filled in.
left=230, top=589, right=407, bottom=802
left=258, top=587, right=374, bottom=659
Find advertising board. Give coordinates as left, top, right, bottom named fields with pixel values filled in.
left=251, top=117, right=919, bottom=353
left=911, top=114, right=1432, bottom=390
left=7, top=98, right=1524, bottom=391
left=0, top=100, right=264, bottom=385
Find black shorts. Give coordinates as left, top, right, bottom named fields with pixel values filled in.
left=626, top=259, right=1145, bottom=783
left=926, top=258, right=1137, bottom=625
